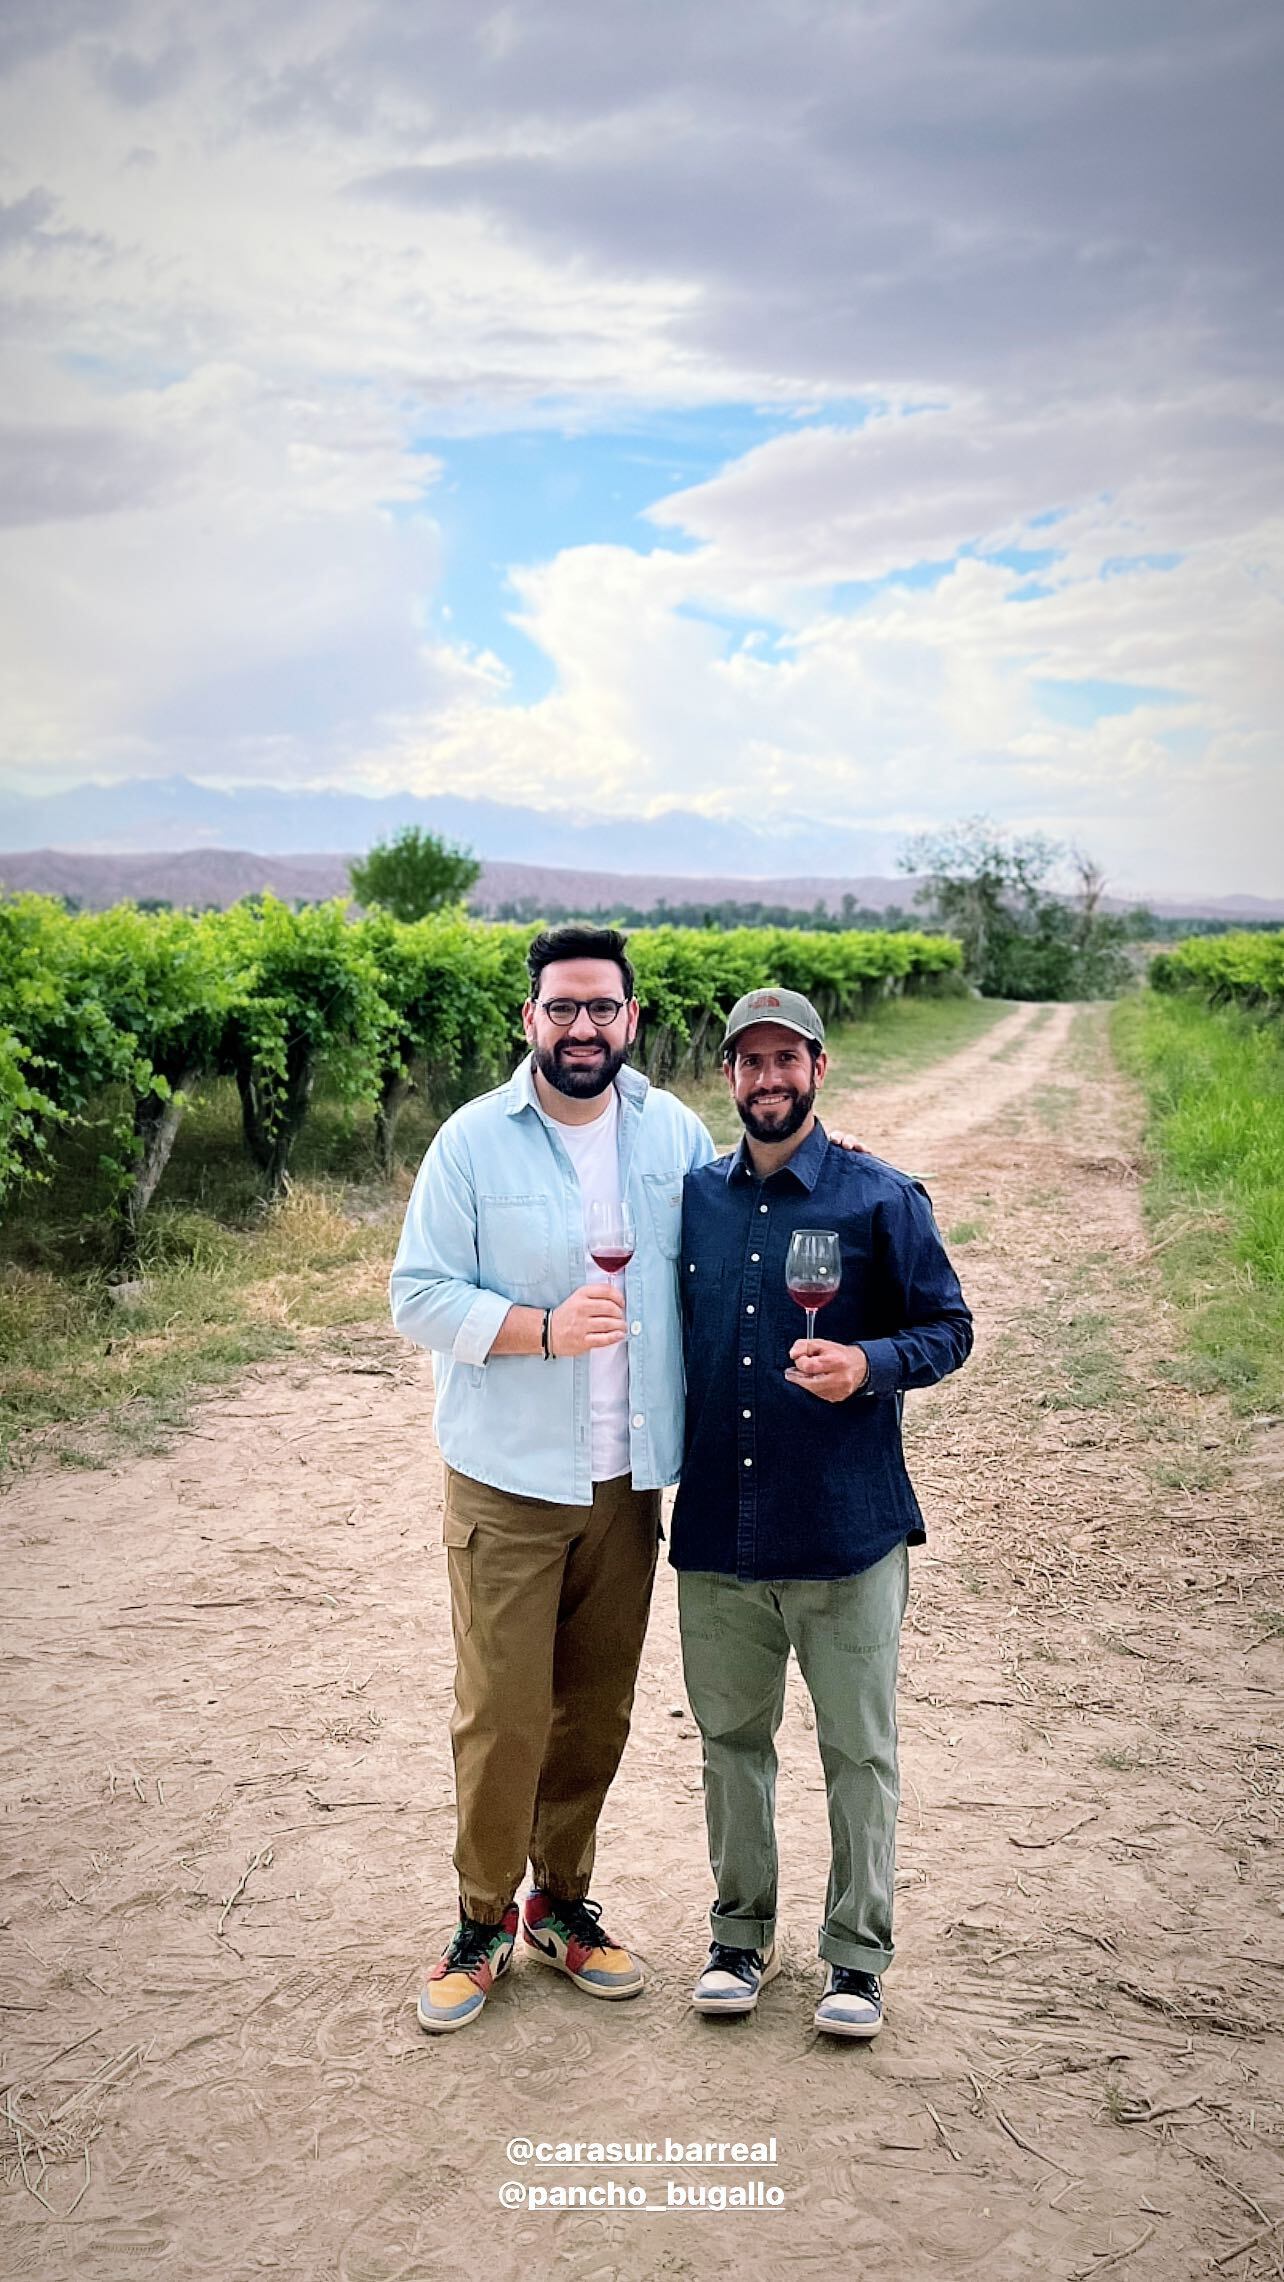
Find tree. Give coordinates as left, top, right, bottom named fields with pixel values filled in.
left=901, top=818, right=1131, bottom=1000
left=348, top=827, right=480, bottom=922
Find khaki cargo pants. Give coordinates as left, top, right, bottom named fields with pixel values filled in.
left=442, top=1465, right=660, bottom=1924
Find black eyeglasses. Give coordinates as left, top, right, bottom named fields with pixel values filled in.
left=536, top=996, right=628, bottom=1026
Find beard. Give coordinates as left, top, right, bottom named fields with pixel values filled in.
left=534, top=1035, right=631, bottom=1099
left=737, top=1080, right=816, bottom=1142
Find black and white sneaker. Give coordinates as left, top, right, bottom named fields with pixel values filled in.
left=691, top=1940, right=780, bottom=2015
left=814, top=1965, right=882, bottom=2039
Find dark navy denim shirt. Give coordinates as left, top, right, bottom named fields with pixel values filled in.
left=669, top=1120, right=974, bottom=1581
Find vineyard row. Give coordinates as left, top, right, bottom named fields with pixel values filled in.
left=1149, top=931, right=1284, bottom=1011
left=0, top=896, right=963, bottom=1253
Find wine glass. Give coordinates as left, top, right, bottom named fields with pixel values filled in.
left=587, top=1198, right=636, bottom=1281
left=785, top=1227, right=841, bottom=1345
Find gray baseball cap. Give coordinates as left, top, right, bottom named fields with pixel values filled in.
left=721, top=987, right=826, bottom=1056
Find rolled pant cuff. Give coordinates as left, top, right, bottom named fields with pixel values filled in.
left=818, top=1929, right=893, bottom=1975
left=528, top=1870, right=592, bottom=1902
left=460, top=1891, right=516, bottom=1926
left=711, top=1907, right=776, bottom=1952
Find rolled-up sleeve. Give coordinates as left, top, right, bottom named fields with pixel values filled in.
left=389, top=1119, right=513, bottom=1366
left=858, top=1182, right=974, bottom=1396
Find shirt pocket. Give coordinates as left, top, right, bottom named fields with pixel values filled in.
left=477, top=1194, right=554, bottom=1293
left=640, top=1171, right=683, bottom=1259
left=679, top=1245, right=723, bottom=1328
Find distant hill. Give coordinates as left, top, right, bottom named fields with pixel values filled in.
left=0, top=846, right=353, bottom=910
left=2, top=846, right=1282, bottom=924
left=0, top=774, right=903, bottom=877
left=0, top=846, right=925, bottom=915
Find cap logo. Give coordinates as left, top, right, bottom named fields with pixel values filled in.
left=748, top=992, right=781, bottom=1009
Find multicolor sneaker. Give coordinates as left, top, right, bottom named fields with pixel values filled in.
left=814, top=1965, right=883, bottom=2039
left=692, top=1940, right=780, bottom=2016
left=416, top=1905, right=519, bottom=2034
left=521, top=1892, right=645, bottom=1999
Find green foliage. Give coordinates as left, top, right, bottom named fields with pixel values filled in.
left=1113, top=990, right=1284, bottom=1410
left=365, top=910, right=527, bottom=1090
left=0, top=898, right=962, bottom=1231
left=1138, top=913, right=1284, bottom=942
left=1150, top=930, right=1284, bottom=1010
left=215, top=898, right=389, bottom=1192
left=485, top=892, right=923, bottom=932
left=627, top=924, right=962, bottom=1079
left=0, top=895, right=130, bottom=1189
left=349, top=826, right=481, bottom=921
left=902, top=817, right=1133, bottom=999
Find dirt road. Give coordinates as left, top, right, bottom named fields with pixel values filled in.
left=2, top=1004, right=1280, bottom=2280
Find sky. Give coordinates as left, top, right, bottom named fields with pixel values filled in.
left=0, top=0, right=1281, bottom=895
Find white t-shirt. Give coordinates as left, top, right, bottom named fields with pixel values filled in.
left=558, top=1087, right=632, bottom=1483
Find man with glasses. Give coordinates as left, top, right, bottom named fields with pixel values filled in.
left=390, top=924, right=716, bottom=2031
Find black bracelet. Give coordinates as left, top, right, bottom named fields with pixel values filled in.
left=541, top=1308, right=554, bottom=1360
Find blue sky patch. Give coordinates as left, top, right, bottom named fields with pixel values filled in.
left=1100, top=552, right=1182, bottom=579
left=1034, top=677, right=1186, bottom=726
left=404, top=402, right=881, bottom=701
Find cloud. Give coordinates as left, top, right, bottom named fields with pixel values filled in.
left=645, top=392, right=1284, bottom=584
left=0, top=418, right=184, bottom=526
left=0, top=0, right=1279, bottom=895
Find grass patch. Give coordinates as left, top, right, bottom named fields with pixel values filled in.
left=0, top=1081, right=404, bottom=1472
left=990, top=1004, right=1054, bottom=1064
left=1112, top=993, right=1284, bottom=1412
left=947, top=1220, right=984, bottom=1246
left=1029, top=1301, right=1127, bottom=1412
left=1150, top=1453, right=1229, bottom=1493
left=1030, top=1082, right=1077, bottom=1133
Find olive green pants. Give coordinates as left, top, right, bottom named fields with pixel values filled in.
left=678, top=1542, right=909, bottom=1974
left=443, top=1466, right=660, bottom=1924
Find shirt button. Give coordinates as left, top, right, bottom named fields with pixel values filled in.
left=688, top=1263, right=695, bottom=1272
left=742, top=1408, right=751, bottom=1419
left=743, top=1457, right=753, bottom=1468
left=631, top=1412, right=644, bottom=1429
left=630, top=1320, right=642, bottom=1335
left=759, top=1204, right=768, bottom=1215
left=750, top=1252, right=760, bottom=1262
left=745, top=1304, right=755, bottom=1315
left=742, top=1355, right=752, bottom=1366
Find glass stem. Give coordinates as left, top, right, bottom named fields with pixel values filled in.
left=805, top=1308, right=817, bottom=1344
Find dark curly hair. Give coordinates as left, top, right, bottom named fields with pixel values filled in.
left=526, top=924, right=635, bottom=1001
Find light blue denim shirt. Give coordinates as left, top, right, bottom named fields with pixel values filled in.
left=390, top=1055, right=716, bottom=1504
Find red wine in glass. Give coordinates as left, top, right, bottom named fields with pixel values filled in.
left=788, top=1282, right=838, bottom=1314
left=588, top=1199, right=636, bottom=1280
left=786, top=1228, right=841, bottom=1344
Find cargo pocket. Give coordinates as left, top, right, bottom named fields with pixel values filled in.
left=442, top=1500, right=477, bottom=1638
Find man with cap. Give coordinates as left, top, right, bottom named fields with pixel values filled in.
left=671, top=987, right=973, bottom=2039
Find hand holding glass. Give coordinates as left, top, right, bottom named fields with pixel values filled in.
left=786, top=1228, right=841, bottom=1344
left=588, top=1199, right=636, bottom=1279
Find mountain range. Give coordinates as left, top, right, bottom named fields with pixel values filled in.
left=1, top=778, right=1280, bottom=920
left=0, top=776, right=903, bottom=878
left=3, top=846, right=1282, bottom=924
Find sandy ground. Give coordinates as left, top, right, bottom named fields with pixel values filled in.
left=2, top=1003, right=1281, bottom=2281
